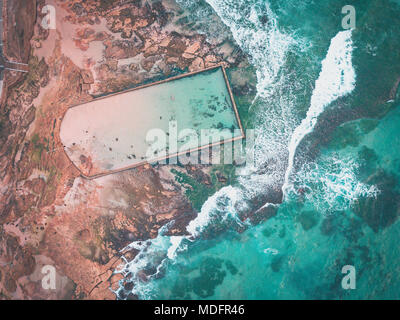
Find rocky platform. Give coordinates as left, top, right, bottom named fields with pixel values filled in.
left=0, top=0, right=258, bottom=299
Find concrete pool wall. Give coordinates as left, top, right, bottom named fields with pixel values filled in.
left=60, top=64, right=244, bottom=179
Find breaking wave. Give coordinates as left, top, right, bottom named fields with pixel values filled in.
left=114, top=1, right=299, bottom=298
left=186, top=186, right=247, bottom=237
left=283, top=30, right=356, bottom=194
left=203, top=0, right=304, bottom=201
left=205, top=0, right=296, bottom=98
left=113, top=222, right=179, bottom=299
left=291, top=154, right=380, bottom=213
left=114, top=187, right=248, bottom=299
left=113, top=2, right=377, bottom=300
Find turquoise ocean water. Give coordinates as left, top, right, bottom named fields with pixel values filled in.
left=115, top=0, right=400, bottom=299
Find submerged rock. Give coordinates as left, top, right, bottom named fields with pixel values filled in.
left=353, top=170, right=400, bottom=232
left=296, top=210, right=320, bottom=231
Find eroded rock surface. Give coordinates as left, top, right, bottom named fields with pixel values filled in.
left=0, top=0, right=253, bottom=299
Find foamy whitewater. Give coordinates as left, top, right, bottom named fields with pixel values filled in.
left=205, top=0, right=295, bottom=98
left=186, top=186, right=247, bottom=237
left=113, top=1, right=382, bottom=300
left=203, top=0, right=301, bottom=200
left=283, top=30, right=356, bottom=194
left=293, top=155, right=380, bottom=213
left=113, top=186, right=248, bottom=298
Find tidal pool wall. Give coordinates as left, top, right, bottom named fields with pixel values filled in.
left=60, top=65, right=244, bottom=178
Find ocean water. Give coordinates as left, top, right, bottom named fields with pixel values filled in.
left=114, top=0, right=400, bottom=299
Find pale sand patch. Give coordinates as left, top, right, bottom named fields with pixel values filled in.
left=37, top=0, right=121, bottom=85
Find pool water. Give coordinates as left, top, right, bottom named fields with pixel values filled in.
left=60, top=66, right=243, bottom=177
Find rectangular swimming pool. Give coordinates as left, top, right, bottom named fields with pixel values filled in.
left=60, top=65, right=244, bottom=178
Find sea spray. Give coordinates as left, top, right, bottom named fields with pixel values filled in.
left=114, top=223, right=175, bottom=299
left=292, top=154, right=380, bottom=213
left=186, top=186, right=247, bottom=237
left=114, top=1, right=331, bottom=299
left=205, top=0, right=295, bottom=98
left=114, top=186, right=248, bottom=299
left=167, top=236, right=185, bottom=260
left=204, top=0, right=301, bottom=200
left=283, top=30, right=356, bottom=195
left=112, top=0, right=400, bottom=300
left=115, top=2, right=299, bottom=299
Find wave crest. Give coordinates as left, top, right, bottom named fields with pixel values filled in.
left=283, top=30, right=356, bottom=194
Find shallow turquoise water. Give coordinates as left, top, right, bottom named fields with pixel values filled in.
left=116, top=0, right=400, bottom=299
left=143, top=104, right=400, bottom=300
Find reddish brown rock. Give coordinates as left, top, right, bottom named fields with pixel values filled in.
left=0, top=0, right=245, bottom=300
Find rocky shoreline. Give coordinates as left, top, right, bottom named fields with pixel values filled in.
left=0, top=0, right=259, bottom=299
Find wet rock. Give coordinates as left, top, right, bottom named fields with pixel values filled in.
left=152, top=1, right=169, bottom=27
left=21, top=106, right=36, bottom=129
left=71, top=3, right=86, bottom=16
left=259, top=14, right=269, bottom=25
left=4, top=274, right=17, bottom=293
left=204, top=54, right=219, bottom=67
left=271, top=255, right=284, bottom=273
left=0, top=0, right=251, bottom=300
left=248, top=204, right=278, bottom=225
left=105, top=40, right=142, bottom=60
left=129, top=63, right=139, bottom=72
left=215, top=171, right=227, bottom=183
left=141, top=56, right=160, bottom=72
left=184, top=42, right=200, bottom=55
left=296, top=211, right=320, bottom=231
left=80, top=70, right=94, bottom=84
left=189, top=57, right=205, bottom=71
left=353, top=170, right=400, bottom=232
left=108, top=4, right=156, bottom=38
left=166, top=37, right=187, bottom=58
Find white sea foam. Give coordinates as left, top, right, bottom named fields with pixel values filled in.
left=167, top=236, right=185, bottom=260
left=114, top=186, right=247, bottom=299
left=116, top=2, right=296, bottom=298
left=283, top=30, right=356, bottom=194
left=115, top=1, right=359, bottom=299
left=205, top=0, right=295, bottom=98
left=204, top=0, right=300, bottom=200
left=114, top=224, right=174, bottom=299
left=263, top=248, right=279, bottom=255
left=186, top=185, right=246, bottom=237
left=292, top=155, right=379, bottom=213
